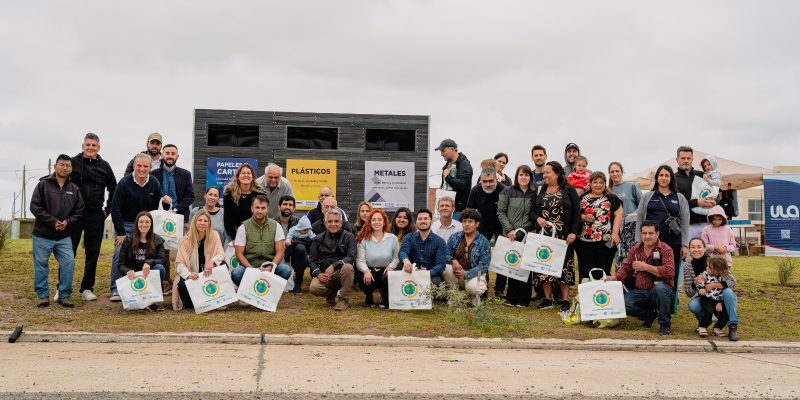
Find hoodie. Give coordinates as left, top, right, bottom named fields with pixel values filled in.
left=701, top=155, right=722, bottom=188
left=700, top=205, right=736, bottom=265
left=286, top=216, right=316, bottom=245
left=563, top=143, right=580, bottom=175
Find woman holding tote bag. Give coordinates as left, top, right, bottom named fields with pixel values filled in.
left=531, top=161, right=581, bottom=312
left=497, top=165, right=536, bottom=306
left=173, top=209, right=225, bottom=310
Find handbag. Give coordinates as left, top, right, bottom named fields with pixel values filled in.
left=578, top=268, right=627, bottom=321
left=388, top=270, right=433, bottom=310
left=656, top=195, right=682, bottom=236
left=521, top=222, right=568, bottom=278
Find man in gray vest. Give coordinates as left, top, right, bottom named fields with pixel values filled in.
left=231, top=194, right=293, bottom=286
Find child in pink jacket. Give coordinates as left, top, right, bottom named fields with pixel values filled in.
left=701, top=205, right=736, bottom=266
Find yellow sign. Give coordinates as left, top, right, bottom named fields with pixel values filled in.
left=285, top=159, right=337, bottom=211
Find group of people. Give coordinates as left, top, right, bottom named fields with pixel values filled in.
left=29, top=133, right=739, bottom=340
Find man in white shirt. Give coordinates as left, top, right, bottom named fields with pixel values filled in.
left=431, top=196, right=462, bottom=243
left=230, top=194, right=293, bottom=286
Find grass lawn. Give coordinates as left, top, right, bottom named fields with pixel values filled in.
left=1, top=239, right=798, bottom=341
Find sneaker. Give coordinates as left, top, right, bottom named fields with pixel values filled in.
left=642, top=311, right=657, bottom=329
left=495, top=289, right=506, bottom=298
left=57, top=299, right=74, bottom=308
left=658, top=325, right=671, bottom=336
left=559, top=300, right=571, bottom=312
left=514, top=304, right=526, bottom=308
left=326, top=295, right=336, bottom=306
left=713, top=327, right=726, bottom=337
left=503, top=301, right=515, bottom=307
left=162, top=281, right=172, bottom=295
left=290, top=287, right=301, bottom=295
left=109, top=293, right=121, bottom=302
left=365, top=295, right=375, bottom=307
left=334, top=299, right=349, bottom=311
left=378, top=304, right=387, bottom=309
left=81, top=290, right=98, bottom=301
left=728, top=324, right=740, bottom=342
left=537, top=299, right=554, bottom=310
left=696, top=327, right=708, bottom=337
left=147, top=304, right=159, bottom=312
left=37, top=298, right=49, bottom=308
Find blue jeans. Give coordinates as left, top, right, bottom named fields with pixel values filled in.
left=32, top=235, right=75, bottom=300
left=231, top=263, right=292, bottom=286
left=688, top=288, right=739, bottom=326
left=624, top=282, right=675, bottom=327
left=110, top=222, right=136, bottom=295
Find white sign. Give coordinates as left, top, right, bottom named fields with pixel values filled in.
left=184, top=266, right=238, bottom=314
left=236, top=267, right=287, bottom=312
left=116, top=270, right=164, bottom=310
left=365, top=161, right=414, bottom=211
left=388, top=270, right=432, bottom=310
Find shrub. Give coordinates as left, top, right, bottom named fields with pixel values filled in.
left=0, top=221, right=10, bottom=256
left=777, top=257, right=798, bottom=286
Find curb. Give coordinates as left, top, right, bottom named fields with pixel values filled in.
left=7, top=331, right=800, bottom=354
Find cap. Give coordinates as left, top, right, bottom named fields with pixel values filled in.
left=435, top=138, right=458, bottom=151
left=147, top=132, right=163, bottom=143
left=564, top=142, right=579, bottom=151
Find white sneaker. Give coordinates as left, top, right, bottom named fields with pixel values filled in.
left=109, top=294, right=121, bottom=302
left=53, top=292, right=59, bottom=301
left=81, top=290, right=98, bottom=301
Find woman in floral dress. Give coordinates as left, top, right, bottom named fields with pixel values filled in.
left=530, top=161, right=582, bottom=312
left=575, top=172, right=623, bottom=282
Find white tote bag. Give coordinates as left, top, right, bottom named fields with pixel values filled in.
left=236, top=267, right=287, bottom=312
left=183, top=265, right=238, bottom=314
left=578, top=268, right=627, bottom=321
left=521, top=225, right=568, bottom=278
left=388, top=270, right=433, bottom=310
left=691, top=175, right=719, bottom=216
left=489, top=231, right=531, bottom=282
left=116, top=270, right=164, bottom=310
left=151, top=209, right=183, bottom=250
left=223, top=242, right=239, bottom=273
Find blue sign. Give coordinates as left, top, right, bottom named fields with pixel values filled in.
left=764, top=174, right=800, bottom=256
left=206, top=157, right=258, bottom=191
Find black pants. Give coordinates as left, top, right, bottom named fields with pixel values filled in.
left=177, top=277, right=194, bottom=309
left=505, top=274, right=533, bottom=306
left=575, top=240, right=616, bottom=282
left=699, top=297, right=728, bottom=328
left=493, top=274, right=507, bottom=293
left=69, top=210, right=106, bottom=293
left=285, top=243, right=309, bottom=289
left=356, top=268, right=387, bottom=305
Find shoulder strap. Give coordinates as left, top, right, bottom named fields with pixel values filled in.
left=656, top=193, right=676, bottom=217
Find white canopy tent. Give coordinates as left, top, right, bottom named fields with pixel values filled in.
left=627, top=150, right=775, bottom=191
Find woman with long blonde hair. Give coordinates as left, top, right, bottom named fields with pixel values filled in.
left=173, top=209, right=225, bottom=310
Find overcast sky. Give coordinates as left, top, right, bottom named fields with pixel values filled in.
left=1, top=1, right=798, bottom=219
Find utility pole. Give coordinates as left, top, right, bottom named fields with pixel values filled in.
left=21, top=165, right=26, bottom=219
left=48, top=159, right=52, bottom=175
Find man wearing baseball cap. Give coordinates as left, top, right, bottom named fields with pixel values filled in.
left=435, top=138, right=473, bottom=215
left=124, top=132, right=163, bottom=175
left=563, top=142, right=581, bottom=175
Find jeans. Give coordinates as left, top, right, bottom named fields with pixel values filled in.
left=231, top=263, right=293, bottom=286
left=32, top=235, right=75, bottom=300
left=688, top=288, right=739, bottom=326
left=624, top=282, right=675, bottom=327
left=285, top=243, right=309, bottom=290
left=69, top=210, right=106, bottom=293
left=110, top=221, right=136, bottom=295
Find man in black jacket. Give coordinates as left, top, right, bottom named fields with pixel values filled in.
left=674, top=146, right=715, bottom=241
left=30, top=155, right=85, bottom=308
left=466, top=167, right=505, bottom=241
left=308, top=209, right=356, bottom=311
left=69, top=133, right=116, bottom=302
left=150, top=144, right=194, bottom=223
left=436, top=138, right=473, bottom=216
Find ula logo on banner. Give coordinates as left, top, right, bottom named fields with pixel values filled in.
left=536, top=245, right=553, bottom=263
left=505, top=250, right=522, bottom=267
left=162, top=218, right=178, bottom=236
left=131, top=276, right=148, bottom=293
left=593, top=290, right=611, bottom=308
left=771, top=205, right=800, bottom=220
left=253, top=278, right=271, bottom=297
left=202, top=280, right=221, bottom=298
left=401, top=280, right=419, bottom=299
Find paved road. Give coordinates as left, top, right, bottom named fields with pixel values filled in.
left=1, top=342, right=798, bottom=398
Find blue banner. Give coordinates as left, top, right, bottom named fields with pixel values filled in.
left=206, top=157, right=258, bottom=191
left=764, top=174, right=800, bottom=256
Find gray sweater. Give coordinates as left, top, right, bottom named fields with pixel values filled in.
left=635, top=190, right=691, bottom=247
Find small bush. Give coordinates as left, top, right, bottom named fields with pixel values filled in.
left=426, top=282, right=525, bottom=333
left=0, top=221, right=10, bottom=256
left=777, top=257, right=798, bottom=286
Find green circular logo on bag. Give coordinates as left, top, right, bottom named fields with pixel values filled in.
left=504, top=250, right=521, bottom=267
left=536, top=245, right=553, bottom=263
left=131, top=276, right=148, bottom=293
left=162, top=219, right=177, bottom=236
left=593, top=290, right=611, bottom=308
left=253, top=278, right=270, bottom=297
left=202, top=280, right=220, bottom=298
left=401, top=280, right=418, bottom=298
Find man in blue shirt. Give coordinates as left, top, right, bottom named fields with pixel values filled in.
left=399, top=209, right=447, bottom=285
left=150, top=144, right=194, bottom=224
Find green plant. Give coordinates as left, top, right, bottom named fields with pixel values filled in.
left=777, top=257, right=798, bottom=286
left=426, top=282, right=525, bottom=333
left=0, top=221, right=10, bottom=256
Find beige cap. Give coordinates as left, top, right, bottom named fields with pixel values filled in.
left=147, top=132, right=163, bottom=143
